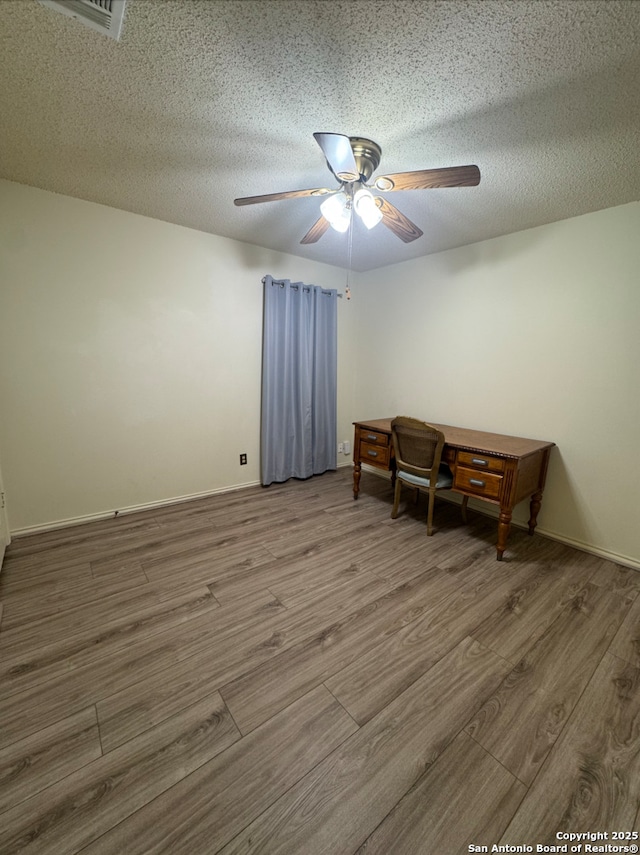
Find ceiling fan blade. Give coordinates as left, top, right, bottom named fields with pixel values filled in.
left=234, top=187, right=333, bottom=206
left=376, top=197, right=423, bottom=243
left=374, top=164, right=480, bottom=192
left=300, top=216, right=331, bottom=245
left=313, top=133, right=360, bottom=182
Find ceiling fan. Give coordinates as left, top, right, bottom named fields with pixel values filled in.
left=234, top=132, right=480, bottom=244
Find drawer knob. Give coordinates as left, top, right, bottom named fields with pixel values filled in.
left=469, top=478, right=485, bottom=487
left=367, top=434, right=378, bottom=441
left=472, top=458, right=488, bottom=466
left=367, top=450, right=378, bottom=457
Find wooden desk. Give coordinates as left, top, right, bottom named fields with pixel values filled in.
left=353, top=418, right=555, bottom=560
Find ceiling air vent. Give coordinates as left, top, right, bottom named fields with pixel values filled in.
left=38, top=0, right=126, bottom=40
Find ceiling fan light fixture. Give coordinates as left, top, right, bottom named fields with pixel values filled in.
left=234, top=133, right=480, bottom=246
left=320, top=193, right=351, bottom=233
left=354, top=187, right=383, bottom=229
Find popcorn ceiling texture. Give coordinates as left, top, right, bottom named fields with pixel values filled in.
left=0, top=0, right=639, bottom=270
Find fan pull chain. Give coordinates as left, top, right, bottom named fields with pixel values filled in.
left=345, top=194, right=354, bottom=300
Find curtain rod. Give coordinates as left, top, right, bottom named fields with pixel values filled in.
left=262, top=276, right=342, bottom=298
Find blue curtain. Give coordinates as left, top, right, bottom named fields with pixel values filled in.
left=261, top=275, right=338, bottom=486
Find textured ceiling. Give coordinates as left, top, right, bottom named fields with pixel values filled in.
left=1, top=0, right=639, bottom=271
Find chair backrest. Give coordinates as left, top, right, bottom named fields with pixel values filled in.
left=391, top=416, right=446, bottom=481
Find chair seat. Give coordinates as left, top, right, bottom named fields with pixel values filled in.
left=391, top=417, right=451, bottom=536
left=397, top=465, right=453, bottom=490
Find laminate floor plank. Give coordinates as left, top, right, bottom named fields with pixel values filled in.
left=140, top=535, right=274, bottom=585
left=218, top=637, right=512, bottom=855
left=0, top=692, right=239, bottom=855
left=140, top=498, right=225, bottom=526
left=1, top=525, right=164, bottom=581
left=325, top=548, right=535, bottom=724
left=96, top=628, right=301, bottom=752
left=373, top=494, right=497, bottom=550
left=204, top=554, right=300, bottom=603
left=95, top=520, right=243, bottom=562
left=0, top=586, right=220, bottom=699
left=241, top=498, right=345, bottom=529
left=149, top=501, right=323, bottom=550
left=258, top=515, right=386, bottom=561
left=0, top=467, right=632, bottom=855
left=147, top=486, right=270, bottom=518
left=435, top=521, right=538, bottom=574
left=465, top=583, right=632, bottom=784
left=0, top=558, right=93, bottom=593
left=83, top=686, right=358, bottom=855
left=208, top=505, right=336, bottom=546
left=608, top=590, right=640, bottom=668
left=589, top=560, right=640, bottom=599
left=0, top=706, right=101, bottom=815
left=352, top=520, right=473, bottom=581
left=146, top=550, right=277, bottom=601
left=0, top=567, right=147, bottom=631
left=89, top=556, right=148, bottom=582
left=318, top=500, right=398, bottom=532
left=3, top=517, right=161, bottom=561
left=0, top=589, right=280, bottom=751
left=0, top=581, right=210, bottom=661
left=269, top=567, right=392, bottom=611
left=97, top=569, right=395, bottom=751
left=220, top=566, right=477, bottom=735
left=356, top=731, right=527, bottom=854
left=51, top=521, right=270, bottom=588
left=147, top=493, right=276, bottom=529
left=206, top=526, right=390, bottom=603
left=471, top=549, right=603, bottom=663
left=501, top=652, right=640, bottom=845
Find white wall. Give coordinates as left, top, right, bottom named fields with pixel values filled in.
left=0, top=454, right=9, bottom=566
left=0, top=180, right=357, bottom=532
left=2, top=179, right=638, bottom=567
left=352, top=202, right=640, bottom=567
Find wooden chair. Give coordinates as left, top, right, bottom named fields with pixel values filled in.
left=390, top=416, right=453, bottom=535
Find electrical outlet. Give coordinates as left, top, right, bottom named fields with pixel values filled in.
left=343, top=440, right=351, bottom=454
left=239, top=453, right=247, bottom=465
left=338, top=442, right=343, bottom=453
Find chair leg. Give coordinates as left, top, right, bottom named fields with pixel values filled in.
left=426, top=488, right=436, bottom=535
left=461, top=495, right=469, bottom=524
left=414, top=487, right=420, bottom=505
left=391, top=478, right=402, bottom=519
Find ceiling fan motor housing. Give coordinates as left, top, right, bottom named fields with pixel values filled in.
left=349, top=137, right=382, bottom=183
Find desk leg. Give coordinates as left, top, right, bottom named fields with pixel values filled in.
left=353, top=461, right=361, bottom=499
left=528, top=448, right=550, bottom=536
left=528, top=490, right=543, bottom=535
left=496, top=508, right=512, bottom=561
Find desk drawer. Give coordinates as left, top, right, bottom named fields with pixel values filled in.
left=356, top=427, right=389, bottom=448
left=360, top=441, right=390, bottom=468
left=454, top=466, right=503, bottom=500
left=457, top=451, right=505, bottom=473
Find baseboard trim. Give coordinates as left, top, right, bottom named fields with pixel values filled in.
left=12, top=467, right=640, bottom=571
left=11, top=479, right=262, bottom=538
left=11, top=465, right=352, bottom=538
left=522, top=527, right=640, bottom=572
left=358, top=464, right=640, bottom=571
left=442, top=495, right=640, bottom=570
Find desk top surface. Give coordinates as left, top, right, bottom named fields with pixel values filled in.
left=354, top=418, right=555, bottom=460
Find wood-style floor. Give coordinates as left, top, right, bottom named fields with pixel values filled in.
left=0, top=467, right=639, bottom=854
